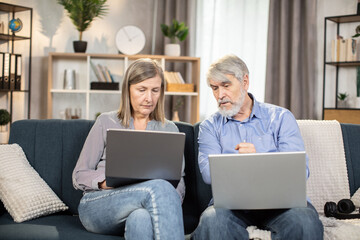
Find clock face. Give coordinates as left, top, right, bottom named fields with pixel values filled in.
left=115, top=25, right=146, bottom=55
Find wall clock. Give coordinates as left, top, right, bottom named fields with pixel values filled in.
left=115, top=25, right=146, bottom=55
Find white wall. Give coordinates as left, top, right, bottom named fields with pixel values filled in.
left=2, top=0, right=358, bottom=120
left=316, top=0, right=357, bottom=119
left=2, top=0, right=165, bottom=119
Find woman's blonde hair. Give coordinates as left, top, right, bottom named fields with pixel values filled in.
left=117, top=58, right=165, bottom=127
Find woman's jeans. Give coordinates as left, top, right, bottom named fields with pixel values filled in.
left=78, top=179, right=184, bottom=240
left=191, top=202, right=323, bottom=240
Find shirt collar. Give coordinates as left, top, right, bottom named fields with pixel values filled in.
left=129, top=117, right=155, bottom=129
left=222, top=92, right=261, bottom=123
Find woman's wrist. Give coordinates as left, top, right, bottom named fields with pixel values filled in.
left=98, top=180, right=105, bottom=189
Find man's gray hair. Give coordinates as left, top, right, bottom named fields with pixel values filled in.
left=206, top=55, right=249, bottom=85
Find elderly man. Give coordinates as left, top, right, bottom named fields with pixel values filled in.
left=191, top=55, right=323, bottom=240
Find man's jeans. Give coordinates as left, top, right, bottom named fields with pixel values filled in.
left=192, top=202, right=323, bottom=240
left=78, top=179, right=184, bottom=240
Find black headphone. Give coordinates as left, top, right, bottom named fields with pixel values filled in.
left=324, top=199, right=360, bottom=219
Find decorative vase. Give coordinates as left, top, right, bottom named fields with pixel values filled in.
left=165, top=44, right=180, bottom=56
left=356, top=97, right=360, bottom=108
left=63, top=69, right=76, bottom=89
left=73, top=41, right=87, bottom=53
left=172, top=111, right=180, bottom=121
left=0, top=131, right=8, bottom=144
left=338, top=100, right=348, bottom=108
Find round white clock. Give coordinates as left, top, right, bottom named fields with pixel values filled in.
left=115, top=25, right=146, bottom=55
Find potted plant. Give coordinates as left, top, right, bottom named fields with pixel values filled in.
left=161, top=19, right=189, bottom=56
left=172, top=96, right=184, bottom=121
left=57, top=0, right=108, bottom=53
left=0, top=109, right=10, bottom=144
left=337, top=92, right=349, bottom=108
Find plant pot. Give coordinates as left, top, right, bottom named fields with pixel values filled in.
left=172, top=111, right=180, bottom=121
left=165, top=44, right=180, bottom=56
left=73, top=41, right=87, bottom=53
left=0, top=131, right=8, bottom=144
left=356, top=97, right=360, bottom=108
left=338, top=100, right=348, bottom=108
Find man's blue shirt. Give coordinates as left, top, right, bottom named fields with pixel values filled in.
left=198, top=93, right=309, bottom=185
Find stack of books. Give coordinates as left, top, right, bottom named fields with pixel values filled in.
left=331, top=35, right=359, bottom=62
left=164, top=71, right=194, bottom=92
left=90, top=61, right=119, bottom=90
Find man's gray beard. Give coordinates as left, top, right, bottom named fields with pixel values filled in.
left=218, top=90, right=246, bottom=118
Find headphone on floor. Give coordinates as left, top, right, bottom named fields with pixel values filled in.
left=324, top=199, right=360, bottom=219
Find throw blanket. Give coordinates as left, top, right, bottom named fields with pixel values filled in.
left=299, top=120, right=360, bottom=240
left=297, top=120, right=350, bottom=213
left=247, top=120, right=360, bottom=240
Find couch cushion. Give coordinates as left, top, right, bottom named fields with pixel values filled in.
left=0, top=213, right=121, bottom=240
left=8, top=119, right=94, bottom=214
left=341, top=123, right=360, bottom=196
left=174, top=121, right=199, bottom=234
left=194, top=122, right=213, bottom=213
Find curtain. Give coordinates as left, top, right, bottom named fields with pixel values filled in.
left=265, top=0, right=317, bottom=119
left=155, top=0, right=193, bottom=56
left=195, top=0, right=270, bottom=121
left=153, top=0, right=196, bottom=122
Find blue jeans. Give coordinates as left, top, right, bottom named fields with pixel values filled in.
left=78, top=179, right=184, bottom=240
left=191, top=202, right=323, bottom=240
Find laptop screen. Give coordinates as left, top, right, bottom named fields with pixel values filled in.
left=105, top=129, right=185, bottom=187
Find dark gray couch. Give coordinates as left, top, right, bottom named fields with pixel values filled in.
left=0, top=119, right=208, bottom=239
left=0, top=119, right=360, bottom=239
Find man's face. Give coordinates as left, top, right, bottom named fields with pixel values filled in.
left=209, top=74, right=248, bottom=117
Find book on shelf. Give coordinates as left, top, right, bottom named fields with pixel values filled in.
left=15, top=54, right=22, bottom=90
left=175, top=72, right=185, bottom=84
left=90, top=60, right=115, bottom=83
left=3, top=52, right=10, bottom=89
left=339, top=38, right=346, bottom=62
left=0, top=52, right=3, bottom=89
left=0, top=52, right=22, bottom=90
left=164, top=71, right=185, bottom=84
left=331, top=36, right=360, bottom=62
left=357, top=39, right=360, bottom=61
left=9, top=54, right=16, bottom=90
left=90, top=61, right=103, bottom=82
left=331, top=36, right=341, bottom=62
left=164, top=71, right=194, bottom=92
left=346, top=38, right=357, bottom=62
left=104, top=66, right=114, bottom=83
left=96, top=64, right=107, bottom=82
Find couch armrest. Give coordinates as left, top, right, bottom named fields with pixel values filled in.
left=341, top=123, right=360, bottom=196
left=0, top=200, right=5, bottom=216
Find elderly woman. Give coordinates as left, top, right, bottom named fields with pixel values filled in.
left=72, top=58, right=185, bottom=240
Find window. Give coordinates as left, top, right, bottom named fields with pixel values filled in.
left=196, top=0, right=270, bottom=120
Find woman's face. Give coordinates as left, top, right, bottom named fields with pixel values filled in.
left=130, top=75, right=162, bottom=118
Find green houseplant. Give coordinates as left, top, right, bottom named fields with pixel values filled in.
left=172, top=96, right=184, bottom=121
left=161, top=19, right=189, bottom=56
left=0, top=109, right=10, bottom=143
left=337, top=92, right=348, bottom=108
left=57, top=0, right=108, bottom=52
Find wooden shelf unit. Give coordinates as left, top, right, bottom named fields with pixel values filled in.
left=0, top=2, right=32, bottom=124
left=47, top=53, right=200, bottom=124
left=322, top=13, right=360, bottom=124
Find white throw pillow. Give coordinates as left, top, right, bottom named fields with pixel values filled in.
left=0, top=144, right=68, bottom=222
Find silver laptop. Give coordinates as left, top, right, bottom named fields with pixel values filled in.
left=106, top=129, right=185, bottom=187
left=209, top=151, right=307, bottom=209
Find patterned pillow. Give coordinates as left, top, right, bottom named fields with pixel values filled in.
left=0, top=144, right=68, bottom=222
